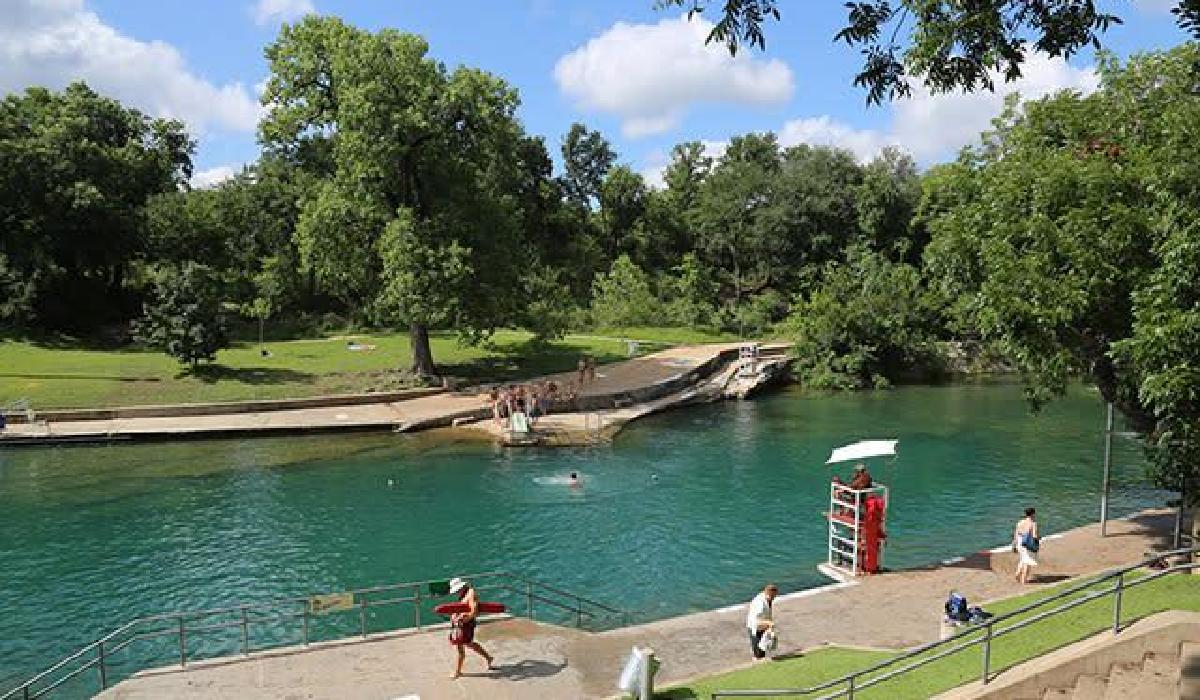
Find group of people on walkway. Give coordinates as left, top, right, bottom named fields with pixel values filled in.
left=487, top=381, right=574, bottom=430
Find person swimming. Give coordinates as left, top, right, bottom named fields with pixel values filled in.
left=568, top=471, right=579, bottom=486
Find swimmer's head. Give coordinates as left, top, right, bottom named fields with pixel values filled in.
left=569, top=472, right=578, bottom=479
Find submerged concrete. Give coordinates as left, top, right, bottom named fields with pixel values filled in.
left=97, top=511, right=1181, bottom=699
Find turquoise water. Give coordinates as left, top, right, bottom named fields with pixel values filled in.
left=0, top=382, right=1165, bottom=694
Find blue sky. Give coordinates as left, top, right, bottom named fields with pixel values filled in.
left=0, top=1, right=1188, bottom=186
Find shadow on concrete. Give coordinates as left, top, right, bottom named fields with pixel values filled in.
left=1182, top=648, right=1200, bottom=687
left=477, top=659, right=568, bottom=681
left=1031, top=574, right=1073, bottom=584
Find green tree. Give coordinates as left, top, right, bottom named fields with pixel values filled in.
left=787, top=248, right=937, bottom=389
left=856, top=147, right=923, bottom=262
left=134, top=262, right=228, bottom=368
left=0, top=82, right=192, bottom=330
left=598, top=165, right=648, bottom=262
left=261, top=18, right=531, bottom=377
left=561, top=122, right=616, bottom=210
left=590, top=255, right=660, bottom=328
left=656, top=1, right=1200, bottom=104
left=921, top=44, right=1200, bottom=496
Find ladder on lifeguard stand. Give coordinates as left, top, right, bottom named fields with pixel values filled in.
left=827, top=482, right=889, bottom=577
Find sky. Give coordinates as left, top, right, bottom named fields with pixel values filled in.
left=0, top=0, right=1188, bottom=188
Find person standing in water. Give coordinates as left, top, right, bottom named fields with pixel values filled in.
left=447, top=577, right=495, bottom=679
left=1013, top=508, right=1040, bottom=584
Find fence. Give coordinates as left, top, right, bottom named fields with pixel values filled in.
left=2, top=571, right=630, bottom=700
left=713, top=546, right=1199, bottom=699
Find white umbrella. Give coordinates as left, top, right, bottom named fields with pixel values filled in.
left=825, top=439, right=898, bottom=465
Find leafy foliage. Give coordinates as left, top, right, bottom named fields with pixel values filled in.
left=134, top=263, right=228, bottom=367
left=656, top=1, right=1198, bottom=105
left=787, top=249, right=937, bottom=389
left=0, top=82, right=192, bottom=330
left=589, top=255, right=661, bottom=328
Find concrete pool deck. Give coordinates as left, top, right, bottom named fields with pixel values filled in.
left=96, top=510, right=1180, bottom=699
left=0, top=343, right=787, bottom=445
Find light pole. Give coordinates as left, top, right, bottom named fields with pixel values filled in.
left=1100, top=402, right=1114, bottom=536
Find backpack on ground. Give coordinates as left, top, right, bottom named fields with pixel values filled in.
left=945, top=592, right=970, bottom=623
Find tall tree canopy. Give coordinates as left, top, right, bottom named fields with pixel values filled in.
left=921, top=43, right=1200, bottom=491
left=0, top=82, right=192, bottom=330
left=658, top=1, right=1200, bottom=104
left=260, top=17, right=534, bottom=376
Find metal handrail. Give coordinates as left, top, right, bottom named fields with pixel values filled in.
left=2, top=570, right=627, bottom=700
left=713, top=546, right=1200, bottom=698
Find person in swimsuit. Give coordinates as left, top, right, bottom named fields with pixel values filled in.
left=1013, top=507, right=1040, bottom=584
left=448, top=577, right=495, bottom=679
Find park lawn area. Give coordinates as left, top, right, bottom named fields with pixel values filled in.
left=0, top=327, right=732, bottom=409
left=660, top=570, right=1200, bottom=700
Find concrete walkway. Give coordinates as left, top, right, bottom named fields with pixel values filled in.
left=98, top=511, right=1177, bottom=700
left=0, top=344, right=769, bottom=444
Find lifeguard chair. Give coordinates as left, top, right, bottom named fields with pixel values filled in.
left=819, top=440, right=895, bottom=581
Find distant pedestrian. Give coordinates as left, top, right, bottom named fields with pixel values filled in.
left=586, top=356, right=597, bottom=384
left=745, top=583, right=778, bottom=660
left=448, top=577, right=495, bottom=679
left=1013, top=507, right=1040, bottom=584
left=577, top=357, right=587, bottom=386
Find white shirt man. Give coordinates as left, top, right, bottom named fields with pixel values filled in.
left=745, top=583, right=778, bottom=659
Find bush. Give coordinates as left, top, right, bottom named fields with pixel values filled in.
left=589, top=255, right=661, bottom=328
left=786, top=249, right=939, bottom=389
left=133, top=262, right=228, bottom=368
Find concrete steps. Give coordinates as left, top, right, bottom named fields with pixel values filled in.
left=1037, top=650, right=1184, bottom=699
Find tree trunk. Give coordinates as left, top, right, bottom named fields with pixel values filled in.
left=409, top=323, right=436, bottom=379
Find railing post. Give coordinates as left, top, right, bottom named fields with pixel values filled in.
left=178, top=616, right=187, bottom=667
left=527, top=579, right=534, bottom=620
left=241, top=606, right=250, bottom=655
left=847, top=674, right=856, bottom=699
left=981, top=622, right=993, bottom=685
left=360, top=597, right=368, bottom=638
left=576, top=595, right=584, bottom=628
left=1113, top=572, right=1125, bottom=634
left=302, top=605, right=309, bottom=646
left=414, top=584, right=422, bottom=630
left=97, top=641, right=107, bottom=689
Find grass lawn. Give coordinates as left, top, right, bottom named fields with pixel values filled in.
left=0, top=328, right=735, bottom=409
left=660, top=571, right=1200, bottom=699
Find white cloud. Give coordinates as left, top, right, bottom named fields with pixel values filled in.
left=777, top=54, right=1099, bottom=163
left=252, top=0, right=315, bottom=26
left=0, top=0, right=260, bottom=136
left=554, top=15, right=794, bottom=138
left=191, top=165, right=241, bottom=189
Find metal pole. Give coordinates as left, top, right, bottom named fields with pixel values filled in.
left=1113, top=573, right=1124, bottom=634
left=576, top=595, right=583, bottom=628
left=981, top=622, right=993, bottom=684
left=241, top=607, right=249, bottom=655
left=1174, top=481, right=1188, bottom=549
left=847, top=675, right=856, bottom=700
left=1100, top=402, right=1114, bottom=536
left=178, top=617, right=187, bottom=667
left=98, top=641, right=107, bottom=690
left=302, top=607, right=309, bottom=645
left=527, top=580, right=534, bottom=620
left=637, top=647, right=655, bottom=700
left=360, top=598, right=368, bottom=638
left=414, top=585, right=422, bottom=630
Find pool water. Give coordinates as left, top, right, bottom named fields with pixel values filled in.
left=0, top=381, right=1165, bottom=693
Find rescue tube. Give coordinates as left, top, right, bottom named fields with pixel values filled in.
left=433, top=601, right=507, bottom=615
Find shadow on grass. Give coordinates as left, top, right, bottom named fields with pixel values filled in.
left=0, top=372, right=161, bottom=382
left=438, top=337, right=627, bottom=383
left=182, top=365, right=317, bottom=385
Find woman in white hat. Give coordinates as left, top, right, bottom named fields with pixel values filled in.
left=448, top=577, right=495, bottom=679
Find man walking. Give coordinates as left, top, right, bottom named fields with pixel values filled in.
left=745, top=583, right=778, bottom=660
left=448, top=577, right=495, bottom=679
